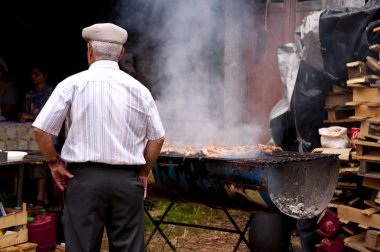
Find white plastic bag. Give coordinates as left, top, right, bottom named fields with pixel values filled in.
left=318, top=126, right=349, bottom=148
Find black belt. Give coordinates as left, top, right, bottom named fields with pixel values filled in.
left=68, top=162, right=139, bottom=170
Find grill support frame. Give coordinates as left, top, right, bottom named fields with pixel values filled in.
left=144, top=200, right=254, bottom=251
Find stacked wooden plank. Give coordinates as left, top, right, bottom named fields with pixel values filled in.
left=317, top=36, right=380, bottom=250
left=337, top=37, right=380, bottom=251
left=0, top=242, right=38, bottom=252
left=347, top=42, right=380, bottom=192
left=345, top=60, right=380, bottom=125
left=323, top=84, right=357, bottom=125
left=344, top=47, right=380, bottom=182
left=318, top=145, right=380, bottom=251
left=346, top=44, right=380, bottom=143
left=320, top=84, right=362, bottom=209
left=0, top=203, right=37, bottom=252
left=340, top=182, right=380, bottom=252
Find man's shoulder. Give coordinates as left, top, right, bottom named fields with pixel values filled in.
left=56, top=70, right=88, bottom=86
left=117, top=71, right=151, bottom=94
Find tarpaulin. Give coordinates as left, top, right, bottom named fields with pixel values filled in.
left=270, top=0, right=380, bottom=151
left=270, top=61, right=331, bottom=151
left=320, top=1, right=380, bottom=85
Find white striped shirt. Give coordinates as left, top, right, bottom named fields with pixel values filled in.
left=33, top=60, right=165, bottom=165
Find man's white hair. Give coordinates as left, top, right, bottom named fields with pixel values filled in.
left=90, top=41, right=123, bottom=61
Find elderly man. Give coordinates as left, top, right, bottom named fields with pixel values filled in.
left=33, top=23, right=165, bottom=252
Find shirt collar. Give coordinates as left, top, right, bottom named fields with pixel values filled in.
left=89, top=60, right=120, bottom=70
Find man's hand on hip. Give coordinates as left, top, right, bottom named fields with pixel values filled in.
left=48, top=162, right=74, bottom=191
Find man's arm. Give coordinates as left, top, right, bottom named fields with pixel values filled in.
left=34, top=127, right=59, bottom=160
left=139, top=137, right=164, bottom=198
left=140, top=137, right=165, bottom=176
left=34, top=127, right=74, bottom=191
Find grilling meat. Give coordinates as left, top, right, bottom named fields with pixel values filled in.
left=161, top=143, right=283, bottom=158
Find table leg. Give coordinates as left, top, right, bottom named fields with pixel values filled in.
left=16, top=164, right=24, bottom=208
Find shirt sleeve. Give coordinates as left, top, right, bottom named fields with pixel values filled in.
left=32, top=81, right=71, bottom=136
left=146, top=97, right=165, bottom=140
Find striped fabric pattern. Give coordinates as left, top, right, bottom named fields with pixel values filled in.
left=33, top=60, right=165, bottom=165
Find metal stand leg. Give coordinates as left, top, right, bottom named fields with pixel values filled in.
left=144, top=201, right=177, bottom=251
left=221, top=207, right=253, bottom=251
left=144, top=201, right=253, bottom=251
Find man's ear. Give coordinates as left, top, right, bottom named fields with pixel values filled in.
left=87, top=43, right=94, bottom=63
left=87, top=43, right=93, bottom=56
left=118, top=48, right=125, bottom=61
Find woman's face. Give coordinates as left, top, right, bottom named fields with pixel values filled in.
left=31, top=68, right=47, bottom=85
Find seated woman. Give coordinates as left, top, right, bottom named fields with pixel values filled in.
left=19, top=64, right=53, bottom=122
left=19, top=63, right=54, bottom=207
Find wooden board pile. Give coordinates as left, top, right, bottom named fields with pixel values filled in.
left=323, top=84, right=356, bottom=125
left=0, top=203, right=37, bottom=252
left=317, top=25, right=380, bottom=252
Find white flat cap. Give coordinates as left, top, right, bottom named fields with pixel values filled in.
left=82, top=23, right=128, bottom=45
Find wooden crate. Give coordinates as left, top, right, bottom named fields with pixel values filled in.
left=353, top=86, right=380, bottom=103
left=347, top=75, right=380, bottom=85
left=323, top=115, right=363, bottom=124
left=0, top=203, right=28, bottom=249
left=346, top=61, right=367, bottom=79
left=355, top=140, right=380, bottom=157
left=0, top=246, right=18, bottom=252
left=0, top=242, right=37, bottom=252
left=359, top=160, right=380, bottom=179
left=363, top=177, right=380, bottom=190
left=325, top=93, right=353, bottom=109
left=330, top=84, right=352, bottom=94
left=364, top=230, right=380, bottom=251
left=312, top=147, right=351, bottom=161
left=326, top=106, right=355, bottom=121
left=359, top=118, right=380, bottom=142
left=355, top=104, right=380, bottom=118
left=338, top=205, right=380, bottom=230
left=344, top=233, right=372, bottom=252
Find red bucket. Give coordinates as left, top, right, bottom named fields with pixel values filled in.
left=27, top=213, right=57, bottom=252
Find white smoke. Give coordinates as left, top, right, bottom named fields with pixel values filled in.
left=117, top=0, right=263, bottom=146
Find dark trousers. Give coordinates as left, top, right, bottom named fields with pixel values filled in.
left=63, top=162, right=144, bottom=252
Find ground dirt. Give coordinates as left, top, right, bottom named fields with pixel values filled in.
left=100, top=205, right=302, bottom=252
left=144, top=208, right=253, bottom=252
left=99, top=207, right=253, bottom=252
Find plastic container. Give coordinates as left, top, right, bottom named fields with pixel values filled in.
left=27, top=212, right=57, bottom=252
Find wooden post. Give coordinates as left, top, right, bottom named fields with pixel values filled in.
left=223, top=0, right=246, bottom=130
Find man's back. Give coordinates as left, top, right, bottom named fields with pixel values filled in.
left=37, top=60, right=162, bottom=164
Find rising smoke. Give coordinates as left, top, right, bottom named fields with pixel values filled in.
left=117, top=0, right=263, bottom=146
